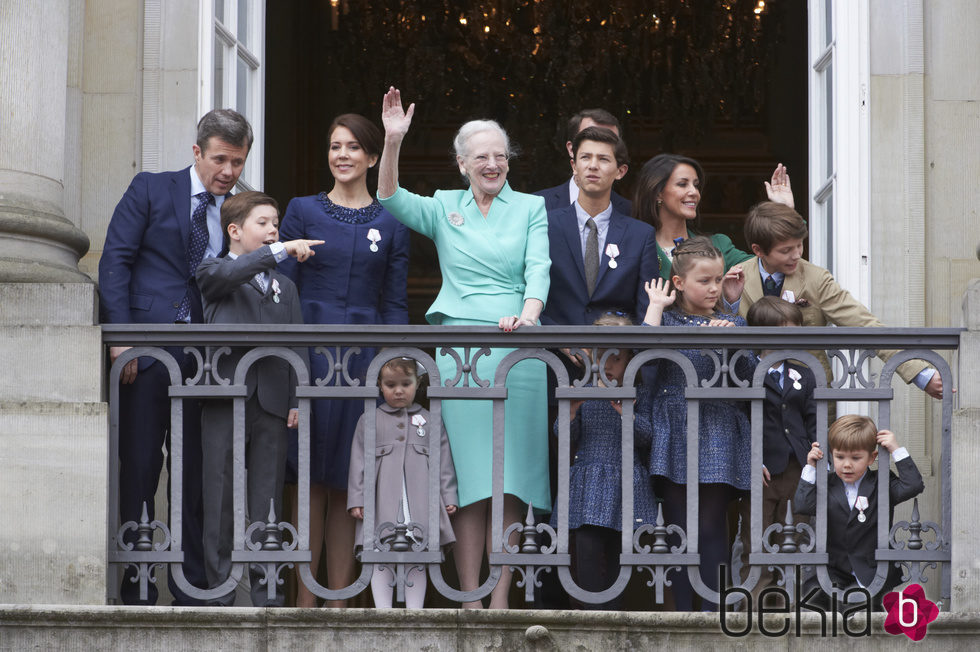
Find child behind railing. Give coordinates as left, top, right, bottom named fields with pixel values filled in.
left=641, top=236, right=755, bottom=611
left=553, top=311, right=658, bottom=610
left=347, top=357, right=458, bottom=608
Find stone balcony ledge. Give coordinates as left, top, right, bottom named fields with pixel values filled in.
left=2, top=606, right=980, bottom=650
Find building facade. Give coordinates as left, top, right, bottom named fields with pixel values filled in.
left=0, top=0, right=977, bottom=614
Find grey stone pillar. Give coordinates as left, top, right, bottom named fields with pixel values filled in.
left=0, top=1, right=106, bottom=604
left=0, top=1, right=91, bottom=282
left=952, top=277, right=980, bottom=610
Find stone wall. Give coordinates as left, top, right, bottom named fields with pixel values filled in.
left=1, top=607, right=979, bottom=651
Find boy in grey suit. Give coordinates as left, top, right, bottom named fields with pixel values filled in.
left=196, top=191, right=322, bottom=606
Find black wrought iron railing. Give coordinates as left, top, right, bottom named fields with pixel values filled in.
left=102, top=324, right=960, bottom=608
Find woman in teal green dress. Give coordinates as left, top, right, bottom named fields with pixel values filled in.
left=377, top=87, right=549, bottom=609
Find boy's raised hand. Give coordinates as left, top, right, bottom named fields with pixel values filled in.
left=765, top=163, right=795, bottom=209
left=283, top=239, right=324, bottom=262
left=806, top=441, right=823, bottom=467
left=723, top=264, right=745, bottom=303
left=876, top=429, right=899, bottom=453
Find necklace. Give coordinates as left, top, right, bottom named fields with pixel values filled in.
left=317, top=192, right=382, bottom=224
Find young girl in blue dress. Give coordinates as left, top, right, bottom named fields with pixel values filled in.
left=641, top=236, right=754, bottom=611
left=554, top=312, right=658, bottom=610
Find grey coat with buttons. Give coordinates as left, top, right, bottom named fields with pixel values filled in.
left=348, top=403, right=458, bottom=548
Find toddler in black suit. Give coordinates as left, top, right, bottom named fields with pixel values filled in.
left=794, top=414, right=924, bottom=609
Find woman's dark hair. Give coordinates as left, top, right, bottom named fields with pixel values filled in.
left=633, top=154, right=705, bottom=231
left=327, top=113, right=383, bottom=187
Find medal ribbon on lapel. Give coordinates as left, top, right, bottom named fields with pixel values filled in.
left=605, top=243, right=620, bottom=269
left=367, top=228, right=381, bottom=252
left=411, top=413, right=427, bottom=437
left=855, top=495, right=869, bottom=522
left=271, top=278, right=281, bottom=303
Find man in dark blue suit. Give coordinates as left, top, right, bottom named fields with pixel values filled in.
left=99, top=109, right=253, bottom=605
left=541, top=127, right=658, bottom=328
left=533, top=108, right=632, bottom=216
left=536, top=127, right=657, bottom=610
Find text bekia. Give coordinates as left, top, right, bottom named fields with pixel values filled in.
left=718, top=567, right=871, bottom=638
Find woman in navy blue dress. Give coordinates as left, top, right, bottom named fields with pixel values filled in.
left=279, top=114, right=409, bottom=607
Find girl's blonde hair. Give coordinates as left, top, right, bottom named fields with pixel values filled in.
left=593, top=311, right=633, bottom=327
left=668, top=236, right=726, bottom=314
left=591, top=312, right=635, bottom=383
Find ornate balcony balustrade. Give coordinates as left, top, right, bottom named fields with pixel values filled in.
left=102, top=324, right=960, bottom=608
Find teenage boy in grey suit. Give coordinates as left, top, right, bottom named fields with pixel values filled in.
left=195, top=191, right=323, bottom=606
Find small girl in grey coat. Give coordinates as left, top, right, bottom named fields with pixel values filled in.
left=348, top=357, right=458, bottom=608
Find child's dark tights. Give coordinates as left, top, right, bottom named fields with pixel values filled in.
left=571, top=525, right=622, bottom=610
left=660, top=480, right=735, bottom=611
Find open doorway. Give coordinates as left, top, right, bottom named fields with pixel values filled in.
left=265, top=0, right=808, bottom=323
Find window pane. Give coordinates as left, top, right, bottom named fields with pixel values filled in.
left=825, top=64, right=834, bottom=179
left=237, top=56, right=249, bottom=116
left=238, top=0, right=251, bottom=48
left=824, top=0, right=833, bottom=47
left=825, top=196, right=834, bottom=274
left=213, top=35, right=224, bottom=108
left=215, top=0, right=225, bottom=24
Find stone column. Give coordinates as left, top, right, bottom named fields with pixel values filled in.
left=952, top=277, right=980, bottom=611
left=0, top=1, right=91, bottom=282
left=0, top=0, right=107, bottom=604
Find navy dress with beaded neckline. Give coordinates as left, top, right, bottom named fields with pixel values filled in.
left=278, top=193, right=410, bottom=488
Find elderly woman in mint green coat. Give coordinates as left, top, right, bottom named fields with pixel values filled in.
left=378, top=87, right=549, bottom=609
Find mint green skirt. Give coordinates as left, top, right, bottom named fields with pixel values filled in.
left=436, top=318, right=550, bottom=510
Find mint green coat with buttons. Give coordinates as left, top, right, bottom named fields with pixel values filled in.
left=380, top=183, right=551, bottom=509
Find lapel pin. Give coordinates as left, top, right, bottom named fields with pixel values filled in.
left=411, top=413, right=427, bottom=437
left=271, top=278, right=281, bottom=303
left=855, top=495, right=869, bottom=522
left=367, top=228, right=381, bottom=252
left=788, top=368, right=803, bottom=390
left=605, top=243, right=620, bottom=269
left=448, top=212, right=464, bottom=227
